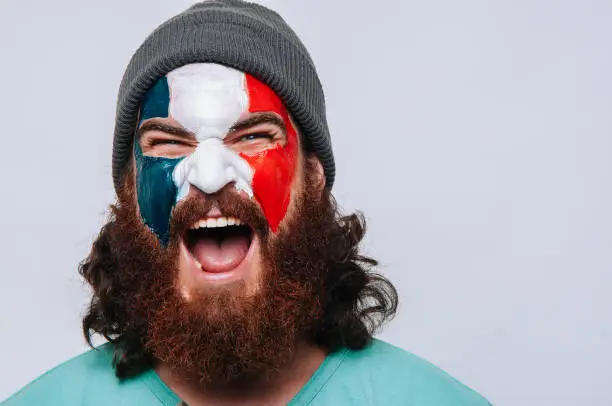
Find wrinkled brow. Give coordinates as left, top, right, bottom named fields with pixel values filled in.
left=230, top=112, right=287, bottom=135
left=138, top=121, right=194, bottom=140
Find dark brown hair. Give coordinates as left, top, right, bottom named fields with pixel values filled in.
left=80, top=183, right=398, bottom=379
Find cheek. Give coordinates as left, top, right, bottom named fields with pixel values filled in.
left=240, top=138, right=297, bottom=232
left=135, top=152, right=182, bottom=245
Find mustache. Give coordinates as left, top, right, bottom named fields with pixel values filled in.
left=168, top=187, right=270, bottom=242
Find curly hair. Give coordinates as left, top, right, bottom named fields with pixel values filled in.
left=80, top=185, right=398, bottom=379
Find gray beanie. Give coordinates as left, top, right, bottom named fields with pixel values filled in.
left=112, top=0, right=334, bottom=190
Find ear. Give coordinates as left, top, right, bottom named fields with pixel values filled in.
left=115, top=154, right=137, bottom=204
left=306, top=154, right=326, bottom=197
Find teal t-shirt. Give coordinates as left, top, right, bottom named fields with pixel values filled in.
left=3, top=340, right=490, bottom=405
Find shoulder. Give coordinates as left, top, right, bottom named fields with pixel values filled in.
left=332, top=339, right=491, bottom=405
left=2, top=343, right=118, bottom=405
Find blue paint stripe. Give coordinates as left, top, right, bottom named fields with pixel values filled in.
left=134, top=144, right=182, bottom=246
left=134, top=76, right=182, bottom=245
left=139, top=76, right=170, bottom=125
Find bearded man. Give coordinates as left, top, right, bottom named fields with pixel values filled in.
left=4, top=1, right=490, bottom=405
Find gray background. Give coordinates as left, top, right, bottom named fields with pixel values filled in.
left=1, top=0, right=610, bottom=404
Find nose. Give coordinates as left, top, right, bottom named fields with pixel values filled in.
left=173, top=138, right=253, bottom=202
left=187, top=138, right=232, bottom=194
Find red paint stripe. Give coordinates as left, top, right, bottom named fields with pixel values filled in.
left=241, top=74, right=298, bottom=232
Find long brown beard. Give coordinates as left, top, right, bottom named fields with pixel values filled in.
left=109, top=170, right=333, bottom=390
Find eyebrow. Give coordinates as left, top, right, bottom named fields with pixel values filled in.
left=138, top=122, right=194, bottom=140
left=229, top=112, right=287, bottom=134
left=138, top=112, right=287, bottom=140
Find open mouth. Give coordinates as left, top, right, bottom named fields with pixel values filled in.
left=184, top=216, right=254, bottom=273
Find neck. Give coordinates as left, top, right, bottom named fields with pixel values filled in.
left=155, top=342, right=327, bottom=406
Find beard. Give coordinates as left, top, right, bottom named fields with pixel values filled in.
left=107, top=167, right=334, bottom=390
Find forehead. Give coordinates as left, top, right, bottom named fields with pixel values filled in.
left=139, top=63, right=291, bottom=138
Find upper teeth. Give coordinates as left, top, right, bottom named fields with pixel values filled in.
left=189, top=216, right=242, bottom=230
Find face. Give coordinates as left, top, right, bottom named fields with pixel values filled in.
left=123, top=63, right=334, bottom=386
left=135, top=63, right=302, bottom=297
left=110, top=157, right=331, bottom=388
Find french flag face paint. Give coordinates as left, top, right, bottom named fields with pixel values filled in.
left=135, top=63, right=298, bottom=244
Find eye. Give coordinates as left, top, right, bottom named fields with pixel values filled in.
left=238, top=132, right=274, bottom=142
left=150, top=138, right=185, bottom=146
left=224, top=126, right=285, bottom=155
left=139, top=134, right=196, bottom=158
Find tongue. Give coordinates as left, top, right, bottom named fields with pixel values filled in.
left=192, top=235, right=250, bottom=273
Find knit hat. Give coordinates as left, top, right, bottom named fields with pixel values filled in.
left=112, top=0, right=335, bottom=191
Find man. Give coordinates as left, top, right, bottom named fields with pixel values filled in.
left=4, top=1, right=490, bottom=405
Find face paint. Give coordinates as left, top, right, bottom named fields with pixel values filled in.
left=134, top=145, right=180, bottom=245
left=240, top=74, right=297, bottom=232
left=135, top=63, right=298, bottom=243
left=135, top=77, right=180, bottom=245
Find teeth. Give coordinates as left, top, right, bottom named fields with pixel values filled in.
left=189, top=216, right=243, bottom=230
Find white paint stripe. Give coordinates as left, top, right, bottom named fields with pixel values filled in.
left=168, top=63, right=254, bottom=200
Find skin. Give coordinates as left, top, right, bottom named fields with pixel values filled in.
left=136, top=112, right=328, bottom=405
